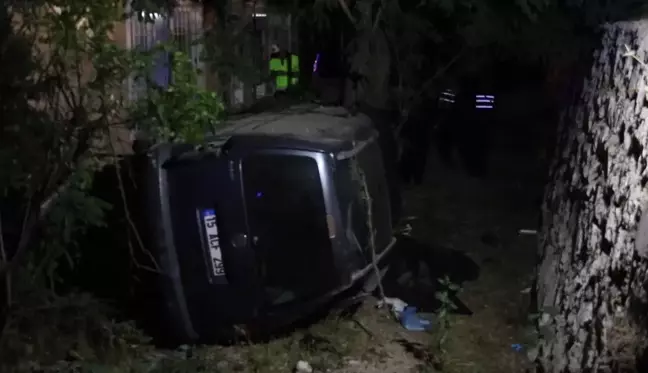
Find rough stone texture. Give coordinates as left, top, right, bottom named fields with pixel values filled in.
left=538, top=21, right=648, bottom=373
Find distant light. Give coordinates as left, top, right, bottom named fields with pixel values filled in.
left=475, top=94, right=495, bottom=109
left=313, top=53, right=320, bottom=72
left=253, top=13, right=267, bottom=18
left=140, top=11, right=162, bottom=20
left=256, top=192, right=263, bottom=198
left=439, top=89, right=456, bottom=104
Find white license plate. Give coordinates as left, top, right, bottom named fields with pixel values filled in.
left=202, top=209, right=226, bottom=277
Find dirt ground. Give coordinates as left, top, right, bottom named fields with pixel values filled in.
left=170, top=150, right=543, bottom=373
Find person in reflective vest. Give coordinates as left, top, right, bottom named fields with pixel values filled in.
left=435, top=88, right=458, bottom=168
left=269, top=44, right=300, bottom=93
left=290, top=53, right=299, bottom=86
left=269, top=44, right=289, bottom=92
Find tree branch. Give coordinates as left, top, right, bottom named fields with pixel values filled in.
left=0, top=211, right=11, bottom=308
left=0, top=178, right=74, bottom=279
left=337, top=0, right=356, bottom=25
left=394, top=49, right=465, bottom=138
left=108, top=132, right=160, bottom=274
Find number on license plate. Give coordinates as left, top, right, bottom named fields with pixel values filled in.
left=202, top=209, right=226, bottom=277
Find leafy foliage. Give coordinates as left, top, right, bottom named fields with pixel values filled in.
left=0, top=0, right=226, bottom=278
left=0, top=0, right=134, bottom=287
left=131, top=46, right=225, bottom=143
left=0, top=0, right=225, bottom=369
left=267, top=0, right=648, bottom=114
left=262, top=0, right=551, bottom=118
left=28, top=165, right=113, bottom=291
left=202, top=6, right=266, bottom=101
left=434, top=275, right=461, bottom=355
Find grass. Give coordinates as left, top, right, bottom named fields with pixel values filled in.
left=208, top=307, right=392, bottom=373
left=401, top=154, right=541, bottom=373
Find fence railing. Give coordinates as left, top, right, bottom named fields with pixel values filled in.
left=124, top=5, right=204, bottom=103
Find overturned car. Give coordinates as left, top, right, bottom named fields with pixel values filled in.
left=135, top=104, right=401, bottom=343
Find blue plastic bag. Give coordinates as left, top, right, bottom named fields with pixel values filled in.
left=399, top=306, right=433, bottom=331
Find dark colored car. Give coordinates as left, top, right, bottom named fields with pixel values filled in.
left=139, top=104, right=400, bottom=343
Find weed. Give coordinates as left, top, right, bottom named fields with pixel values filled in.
left=434, top=275, right=462, bottom=357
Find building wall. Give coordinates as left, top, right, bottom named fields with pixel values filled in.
left=12, top=1, right=296, bottom=156
left=9, top=4, right=135, bottom=155
left=108, top=17, right=134, bottom=155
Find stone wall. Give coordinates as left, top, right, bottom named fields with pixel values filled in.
left=537, top=20, right=648, bottom=372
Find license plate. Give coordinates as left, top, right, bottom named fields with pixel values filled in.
left=202, top=209, right=226, bottom=277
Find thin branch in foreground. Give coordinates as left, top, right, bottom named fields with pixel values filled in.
left=354, top=159, right=386, bottom=302
left=107, top=129, right=160, bottom=274
left=0, top=212, right=11, bottom=308
left=337, top=0, right=357, bottom=25
left=0, top=177, right=75, bottom=279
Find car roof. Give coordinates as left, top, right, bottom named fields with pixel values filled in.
left=212, top=104, right=377, bottom=149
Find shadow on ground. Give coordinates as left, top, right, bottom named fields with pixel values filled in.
left=379, top=235, right=480, bottom=316
left=241, top=234, right=481, bottom=343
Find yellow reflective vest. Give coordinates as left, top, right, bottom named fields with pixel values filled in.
left=269, top=54, right=300, bottom=90
left=270, top=56, right=288, bottom=91
left=290, top=54, right=299, bottom=85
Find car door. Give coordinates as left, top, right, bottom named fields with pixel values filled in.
left=164, top=152, right=262, bottom=337
left=237, top=149, right=343, bottom=308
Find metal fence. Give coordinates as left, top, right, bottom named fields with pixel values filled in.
left=125, top=6, right=204, bottom=103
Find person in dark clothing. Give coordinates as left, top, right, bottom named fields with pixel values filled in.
left=456, top=84, right=494, bottom=178
left=435, top=89, right=460, bottom=168
left=399, top=104, right=435, bottom=185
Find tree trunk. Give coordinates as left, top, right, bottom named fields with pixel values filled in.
left=346, top=1, right=391, bottom=109
left=537, top=21, right=648, bottom=373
